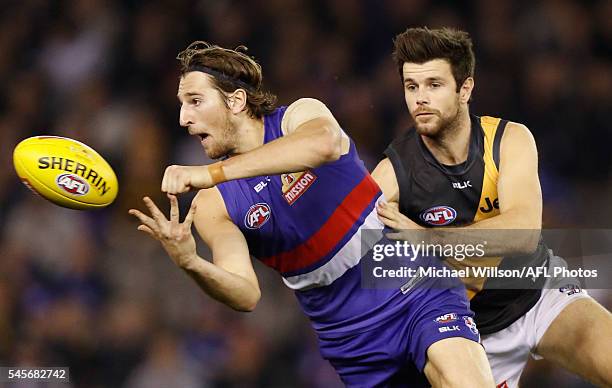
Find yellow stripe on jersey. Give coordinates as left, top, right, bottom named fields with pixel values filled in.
left=447, top=116, right=504, bottom=299
left=474, top=116, right=501, bottom=222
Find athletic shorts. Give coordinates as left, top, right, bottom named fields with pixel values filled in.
left=316, top=286, right=481, bottom=387
left=481, top=255, right=592, bottom=388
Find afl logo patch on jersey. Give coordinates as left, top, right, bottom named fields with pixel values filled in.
left=244, top=203, right=271, bottom=229
left=434, top=313, right=458, bottom=324
left=420, top=206, right=457, bottom=226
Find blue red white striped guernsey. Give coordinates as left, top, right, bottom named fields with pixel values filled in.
left=217, top=106, right=383, bottom=287
left=216, top=107, right=452, bottom=337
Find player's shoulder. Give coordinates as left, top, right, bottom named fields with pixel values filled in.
left=501, top=120, right=537, bottom=148
left=193, top=187, right=248, bottom=246
left=286, top=97, right=328, bottom=111
left=282, top=97, right=340, bottom=134
left=284, top=98, right=335, bottom=121
left=372, top=157, right=396, bottom=180
left=195, top=186, right=221, bottom=202
left=371, top=157, right=400, bottom=203
left=504, top=121, right=532, bottom=135
left=194, top=187, right=232, bottom=223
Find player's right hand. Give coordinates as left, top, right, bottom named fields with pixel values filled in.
left=128, top=194, right=198, bottom=269
left=161, top=164, right=214, bottom=194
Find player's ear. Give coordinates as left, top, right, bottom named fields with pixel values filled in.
left=228, top=89, right=247, bottom=114
left=459, top=77, right=474, bottom=104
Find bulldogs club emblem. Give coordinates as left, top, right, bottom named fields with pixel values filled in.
left=463, top=316, right=479, bottom=335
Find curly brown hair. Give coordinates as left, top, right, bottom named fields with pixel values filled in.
left=177, top=41, right=277, bottom=118
left=393, top=27, right=475, bottom=92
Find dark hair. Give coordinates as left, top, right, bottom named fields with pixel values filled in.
left=393, top=27, right=475, bottom=91
left=176, top=41, right=277, bottom=118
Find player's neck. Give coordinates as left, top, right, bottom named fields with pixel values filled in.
left=421, top=109, right=471, bottom=166
left=229, top=114, right=265, bottom=156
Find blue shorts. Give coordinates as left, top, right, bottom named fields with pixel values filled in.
left=316, top=287, right=480, bottom=387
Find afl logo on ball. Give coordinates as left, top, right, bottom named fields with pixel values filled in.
left=245, top=203, right=271, bottom=229
left=56, top=173, right=90, bottom=195
left=420, top=206, right=457, bottom=226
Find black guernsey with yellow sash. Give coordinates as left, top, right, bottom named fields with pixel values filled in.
left=385, top=115, right=549, bottom=335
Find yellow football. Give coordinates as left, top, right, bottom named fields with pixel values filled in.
left=13, top=136, right=119, bottom=210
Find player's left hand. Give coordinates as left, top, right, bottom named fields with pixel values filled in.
left=377, top=201, right=424, bottom=240
left=128, top=194, right=198, bottom=269
left=161, top=165, right=213, bottom=194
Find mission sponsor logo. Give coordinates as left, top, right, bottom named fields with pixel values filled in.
left=244, top=203, right=271, bottom=229
left=420, top=205, right=457, bottom=226
left=56, top=173, right=90, bottom=195
left=281, top=171, right=317, bottom=205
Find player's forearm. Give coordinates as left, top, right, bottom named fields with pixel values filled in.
left=430, top=210, right=541, bottom=256
left=222, top=121, right=341, bottom=180
left=181, top=256, right=261, bottom=312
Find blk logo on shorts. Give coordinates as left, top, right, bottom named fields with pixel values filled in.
left=245, top=203, right=271, bottom=229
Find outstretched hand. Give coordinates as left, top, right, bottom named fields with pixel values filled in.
left=128, top=194, right=198, bottom=268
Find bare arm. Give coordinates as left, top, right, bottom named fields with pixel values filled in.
left=222, top=118, right=340, bottom=178
left=129, top=190, right=260, bottom=312
left=163, top=98, right=349, bottom=193
left=461, top=122, right=542, bottom=231
left=222, top=98, right=349, bottom=179
left=377, top=122, right=542, bottom=256
left=188, top=187, right=261, bottom=311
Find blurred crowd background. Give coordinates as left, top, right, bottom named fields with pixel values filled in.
left=0, top=0, right=610, bottom=387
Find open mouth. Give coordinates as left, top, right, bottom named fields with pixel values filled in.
left=198, top=134, right=210, bottom=141
left=415, top=113, right=436, bottom=120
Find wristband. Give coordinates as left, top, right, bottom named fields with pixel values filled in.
left=208, top=162, right=227, bottom=185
